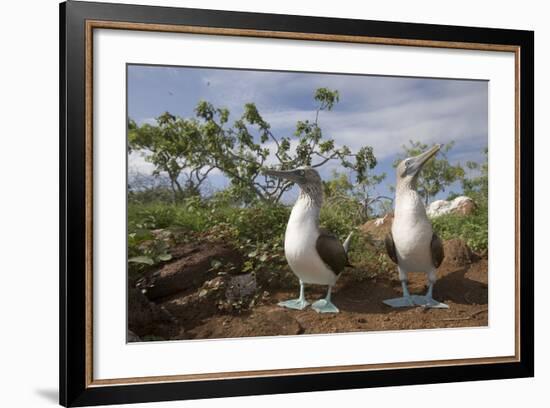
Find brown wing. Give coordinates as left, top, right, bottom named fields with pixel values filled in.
left=384, top=232, right=398, bottom=264
left=316, top=229, right=350, bottom=275
left=431, top=232, right=445, bottom=268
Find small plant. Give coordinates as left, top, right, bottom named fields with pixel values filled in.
left=346, top=233, right=393, bottom=280
left=431, top=202, right=488, bottom=252
left=128, top=231, right=173, bottom=278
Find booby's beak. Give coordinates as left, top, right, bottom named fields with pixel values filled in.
left=262, top=168, right=306, bottom=183
left=405, top=144, right=441, bottom=176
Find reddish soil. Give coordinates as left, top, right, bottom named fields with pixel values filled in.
left=187, top=259, right=488, bottom=339
left=128, top=237, right=488, bottom=341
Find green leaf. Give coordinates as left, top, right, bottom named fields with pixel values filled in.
left=157, top=253, right=172, bottom=262
left=128, top=256, right=155, bottom=265
left=210, top=259, right=223, bottom=269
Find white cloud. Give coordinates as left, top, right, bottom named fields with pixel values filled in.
left=136, top=117, right=157, bottom=126
left=128, top=151, right=155, bottom=174
left=259, top=82, right=487, bottom=162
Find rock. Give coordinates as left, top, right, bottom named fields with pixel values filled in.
left=127, top=285, right=177, bottom=338
left=136, top=242, right=243, bottom=300
left=163, top=294, right=218, bottom=321
left=441, top=239, right=476, bottom=268
left=161, top=276, right=227, bottom=321
left=427, top=196, right=475, bottom=217
left=161, top=273, right=260, bottom=322
left=360, top=213, right=393, bottom=240
left=225, top=273, right=257, bottom=302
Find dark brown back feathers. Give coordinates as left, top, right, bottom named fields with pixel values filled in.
left=316, top=228, right=350, bottom=275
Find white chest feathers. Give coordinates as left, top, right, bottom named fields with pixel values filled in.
left=284, top=197, right=338, bottom=285
left=392, top=188, right=434, bottom=272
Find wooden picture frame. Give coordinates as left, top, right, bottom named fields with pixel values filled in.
left=60, top=1, right=534, bottom=406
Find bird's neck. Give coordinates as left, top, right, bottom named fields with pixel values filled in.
left=288, top=187, right=322, bottom=230
left=300, top=182, right=323, bottom=207
left=395, top=182, right=427, bottom=219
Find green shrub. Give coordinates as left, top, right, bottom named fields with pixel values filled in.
left=127, top=199, right=292, bottom=279
left=320, top=199, right=361, bottom=240
left=431, top=202, right=488, bottom=252
left=127, top=194, right=488, bottom=282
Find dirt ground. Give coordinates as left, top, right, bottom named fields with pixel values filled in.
left=186, top=259, right=488, bottom=339
left=129, top=238, right=488, bottom=341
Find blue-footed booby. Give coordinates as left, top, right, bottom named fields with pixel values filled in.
left=384, top=144, right=448, bottom=309
left=263, top=167, right=352, bottom=313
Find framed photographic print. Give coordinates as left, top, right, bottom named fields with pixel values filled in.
left=60, top=0, right=534, bottom=406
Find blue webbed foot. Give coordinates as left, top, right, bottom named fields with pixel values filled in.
left=278, top=298, right=310, bottom=310
left=412, top=295, right=449, bottom=309
left=311, top=298, right=339, bottom=313
left=413, top=282, right=449, bottom=308
left=383, top=296, right=415, bottom=308
left=279, top=280, right=309, bottom=310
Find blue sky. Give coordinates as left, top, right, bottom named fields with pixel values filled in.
left=127, top=64, right=488, bottom=202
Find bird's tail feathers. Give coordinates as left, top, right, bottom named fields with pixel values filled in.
left=343, top=231, right=354, bottom=253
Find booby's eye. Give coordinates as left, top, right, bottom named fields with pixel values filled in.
left=404, top=159, right=412, bottom=167
left=298, top=170, right=305, bottom=176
